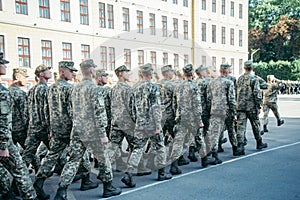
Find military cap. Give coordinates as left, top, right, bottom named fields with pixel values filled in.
left=96, top=69, right=109, bottom=76
left=13, top=68, right=29, bottom=77
left=183, top=64, right=194, bottom=74
left=195, top=65, right=207, bottom=74
left=0, top=52, right=9, bottom=64
left=139, top=63, right=153, bottom=73
left=220, top=63, right=231, bottom=70
left=80, top=59, right=97, bottom=69
left=115, top=65, right=130, bottom=75
left=161, top=65, right=174, bottom=73
left=244, top=60, right=254, bottom=68
left=35, top=64, right=51, bottom=76
left=59, top=61, right=78, bottom=71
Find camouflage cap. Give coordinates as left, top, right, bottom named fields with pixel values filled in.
left=244, top=60, right=254, bottom=69
left=220, top=63, right=231, bottom=70
left=59, top=61, right=78, bottom=72
left=96, top=69, right=109, bottom=77
left=161, top=65, right=174, bottom=73
left=0, top=52, right=9, bottom=64
left=35, top=64, right=51, bottom=76
left=80, top=59, right=97, bottom=69
left=195, top=65, right=207, bottom=74
left=13, top=68, right=29, bottom=77
left=183, top=64, right=194, bottom=74
left=114, top=65, right=130, bottom=75
left=139, top=63, right=153, bottom=73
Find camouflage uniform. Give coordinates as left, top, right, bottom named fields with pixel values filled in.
left=0, top=83, right=36, bottom=199
left=99, top=85, right=112, bottom=138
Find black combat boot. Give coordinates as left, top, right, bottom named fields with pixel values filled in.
left=121, top=172, right=136, bottom=188
left=169, top=159, right=182, bottom=175
left=201, top=156, right=208, bottom=168
left=72, top=174, right=82, bottom=183
left=157, top=167, right=172, bottom=181
left=212, top=152, right=222, bottom=164
left=256, top=139, right=268, bottom=150
left=277, top=119, right=284, bottom=126
left=102, top=181, right=122, bottom=198
left=232, top=146, right=244, bottom=156
left=217, top=143, right=224, bottom=153
left=80, top=174, right=99, bottom=191
left=54, top=185, right=68, bottom=200
left=188, top=146, right=198, bottom=162
left=263, top=125, right=269, bottom=132
left=33, top=177, right=50, bottom=200
left=178, top=155, right=190, bottom=166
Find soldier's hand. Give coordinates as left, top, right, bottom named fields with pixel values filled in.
left=0, top=149, right=9, bottom=161
left=155, top=129, right=160, bottom=135
left=199, top=122, right=204, bottom=128
left=101, top=137, right=109, bottom=145
left=233, top=115, right=237, bottom=121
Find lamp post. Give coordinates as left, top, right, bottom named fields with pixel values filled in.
left=250, top=48, right=260, bottom=61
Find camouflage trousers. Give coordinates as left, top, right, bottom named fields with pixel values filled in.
left=219, top=112, right=238, bottom=147
left=170, top=123, right=206, bottom=161
left=23, top=129, right=50, bottom=171
left=127, top=130, right=166, bottom=172
left=236, top=111, right=262, bottom=144
left=206, top=115, right=226, bottom=153
left=262, top=102, right=281, bottom=125
left=0, top=140, right=36, bottom=199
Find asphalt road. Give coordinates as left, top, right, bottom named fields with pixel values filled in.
left=43, top=95, right=300, bottom=200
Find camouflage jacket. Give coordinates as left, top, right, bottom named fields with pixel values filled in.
left=236, top=72, right=262, bottom=111
left=131, top=80, right=162, bottom=132
left=110, top=81, right=135, bottom=131
left=173, top=79, right=202, bottom=126
left=263, top=82, right=282, bottom=104
left=226, top=75, right=237, bottom=88
left=98, top=85, right=112, bottom=124
left=195, top=77, right=211, bottom=116
left=0, top=84, right=12, bottom=150
left=207, top=76, right=236, bottom=116
left=71, top=78, right=107, bottom=142
left=46, top=79, right=73, bottom=139
left=28, top=81, right=49, bottom=133
left=8, top=83, right=29, bottom=132
left=157, top=79, right=176, bottom=124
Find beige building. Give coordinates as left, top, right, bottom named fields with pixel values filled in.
left=0, top=0, right=248, bottom=85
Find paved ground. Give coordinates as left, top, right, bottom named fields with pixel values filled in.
left=43, top=95, right=300, bottom=200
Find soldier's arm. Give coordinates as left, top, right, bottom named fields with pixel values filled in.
left=150, top=85, right=162, bottom=132
left=194, top=86, right=203, bottom=125
left=20, top=91, right=29, bottom=129
left=42, top=87, right=50, bottom=129
left=252, top=79, right=262, bottom=110
left=228, top=81, right=237, bottom=116
left=93, top=87, right=107, bottom=139
left=0, top=91, right=11, bottom=150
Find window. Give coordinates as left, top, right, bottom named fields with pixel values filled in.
left=151, top=51, right=157, bottom=68
left=162, top=0, right=167, bottom=1
left=202, top=56, right=206, bottom=66
left=202, top=0, right=206, bottom=10
left=107, top=4, right=114, bottom=29
left=173, top=0, right=178, bottom=4
left=212, top=25, right=216, bottom=43
left=239, top=4, right=243, bottom=19
left=212, top=56, right=216, bottom=68
left=174, top=54, right=179, bottom=68
left=231, top=58, right=235, bottom=74
left=183, top=0, right=188, bottom=7
left=184, top=54, right=188, bottom=66
left=212, top=0, right=216, bottom=13
left=183, top=20, right=188, bottom=40
left=0, top=0, right=2, bottom=11
left=239, top=30, right=243, bottom=47
left=149, top=13, right=156, bottom=35
left=230, top=1, right=234, bottom=17
left=108, top=47, right=115, bottom=70
left=61, top=0, right=71, bottom=22
left=138, top=50, right=144, bottom=66
left=41, top=40, right=52, bottom=68
left=222, top=57, right=226, bottom=64
left=221, top=27, right=226, bottom=44
left=123, top=7, right=130, bottom=31
left=81, top=44, right=90, bottom=60
left=221, top=0, right=225, bottom=15
left=99, top=2, right=105, bottom=28
left=100, top=46, right=107, bottom=69
left=239, top=59, right=243, bottom=74
left=39, top=0, right=50, bottom=18
left=0, top=35, right=4, bottom=54
left=62, top=42, right=72, bottom=60
left=137, top=10, right=143, bottom=33
left=163, top=52, right=168, bottom=65
left=230, top=28, right=234, bottom=45
left=18, top=37, right=30, bottom=67
left=173, top=18, right=178, bottom=38
left=16, top=0, right=28, bottom=15
left=201, top=23, right=206, bottom=42
left=80, top=0, right=89, bottom=25
left=162, top=16, right=168, bottom=37
left=124, top=49, right=131, bottom=69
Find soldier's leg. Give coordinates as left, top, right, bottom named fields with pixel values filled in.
left=248, top=112, right=267, bottom=150
left=262, top=103, right=270, bottom=132
left=236, top=112, right=248, bottom=154
left=270, top=102, right=284, bottom=126
left=207, top=116, right=224, bottom=164
left=22, top=133, right=42, bottom=172
left=225, top=115, right=238, bottom=147
left=0, top=165, right=10, bottom=196
left=110, top=129, right=127, bottom=171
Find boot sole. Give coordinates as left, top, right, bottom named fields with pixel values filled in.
left=103, top=190, right=122, bottom=198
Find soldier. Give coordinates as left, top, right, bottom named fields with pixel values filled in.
left=236, top=60, right=268, bottom=155
left=121, top=63, right=172, bottom=188
left=0, top=53, right=37, bottom=200
left=262, top=75, right=284, bottom=132
left=206, top=64, right=242, bottom=162
left=34, top=61, right=98, bottom=199
left=54, top=59, right=121, bottom=199
left=22, top=64, right=52, bottom=173
left=169, top=64, right=208, bottom=171
left=109, top=65, right=135, bottom=172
